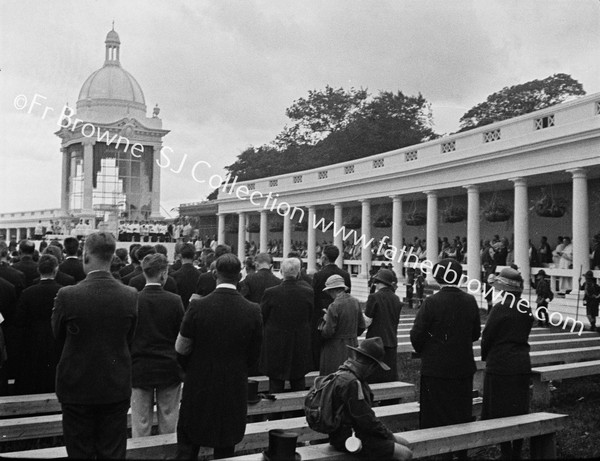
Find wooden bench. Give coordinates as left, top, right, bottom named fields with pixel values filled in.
left=1, top=398, right=483, bottom=459
left=0, top=372, right=322, bottom=419
left=0, top=382, right=415, bottom=443
left=532, top=360, right=600, bottom=404
left=221, top=412, right=567, bottom=460
left=473, top=346, right=600, bottom=391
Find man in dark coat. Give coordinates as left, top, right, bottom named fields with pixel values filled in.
left=240, top=252, right=281, bottom=303
left=410, top=258, right=480, bottom=449
left=260, top=257, right=313, bottom=392
left=33, top=245, right=75, bottom=287
left=0, top=275, right=17, bottom=395
left=121, top=245, right=154, bottom=285
left=176, top=253, right=262, bottom=459
left=364, top=269, right=402, bottom=383
left=131, top=254, right=185, bottom=437
left=12, top=240, right=38, bottom=287
left=0, top=241, right=26, bottom=297
left=14, top=254, right=62, bottom=394
left=171, top=243, right=201, bottom=309
left=119, top=243, right=141, bottom=278
left=52, top=232, right=138, bottom=459
left=59, top=237, right=86, bottom=282
left=311, top=244, right=351, bottom=369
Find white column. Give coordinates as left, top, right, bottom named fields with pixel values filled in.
left=360, top=199, right=372, bottom=278
left=333, top=203, right=343, bottom=267
left=259, top=210, right=268, bottom=253
left=60, top=148, right=70, bottom=215
left=425, top=191, right=439, bottom=265
left=237, top=212, right=246, bottom=261
left=244, top=214, right=250, bottom=243
left=150, top=144, right=162, bottom=219
left=283, top=213, right=292, bottom=257
left=568, top=168, right=590, bottom=278
left=464, top=185, right=481, bottom=284
left=82, top=139, right=95, bottom=215
left=511, top=177, right=530, bottom=289
left=307, top=206, right=317, bottom=274
left=217, top=213, right=226, bottom=245
left=391, top=195, right=403, bottom=277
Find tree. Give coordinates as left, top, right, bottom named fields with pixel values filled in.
left=458, top=73, right=585, bottom=131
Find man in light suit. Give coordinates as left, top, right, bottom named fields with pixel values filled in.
left=176, top=254, right=262, bottom=459
left=52, top=232, right=138, bottom=459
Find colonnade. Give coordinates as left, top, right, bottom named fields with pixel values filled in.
left=216, top=168, right=590, bottom=288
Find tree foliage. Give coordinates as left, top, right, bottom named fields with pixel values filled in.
left=459, top=73, right=585, bottom=131
left=207, top=87, right=437, bottom=199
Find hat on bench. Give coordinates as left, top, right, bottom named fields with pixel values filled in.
left=248, top=379, right=261, bottom=404
left=263, top=429, right=301, bottom=461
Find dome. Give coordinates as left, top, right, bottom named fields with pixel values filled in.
left=78, top=65, right=146, bottom=105
left=105, top=29, right=120, bottom=45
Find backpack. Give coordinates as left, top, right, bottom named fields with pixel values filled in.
left=304, top=371, right=344, bottom=434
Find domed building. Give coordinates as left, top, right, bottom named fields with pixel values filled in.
left=55, top=27, right=169, bottom=223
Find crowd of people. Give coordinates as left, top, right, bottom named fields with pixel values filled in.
left=1, top=229, right=599, bottom=459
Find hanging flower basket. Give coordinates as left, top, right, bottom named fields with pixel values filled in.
left=532, top=193, right=567, bottom=218
left=246, top=223, right=260, bottom=233
left=343, top=216, right=362, bottom=230
left=269, top=223, right=283, bottom=232
left=405, top=212, right=426, bottom=226
left=294, top=221, right=308, bottom=231
left=442, top=205, right=467, bottom=223
left=373, top=215, right=392, bottom=228
left=483, top=201, right=511, bottom=222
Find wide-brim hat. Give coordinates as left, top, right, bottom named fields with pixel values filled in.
left=536, top=270, right=547, bottom=277
left=584, top=270, right=595, bottom=279
left=347, top=337, right=390, bottom=371
left=247, top=379, right=261, bottom=404
left=433, top=258, right=463, bottom=285
left=372, top=269, right=396, bottom=287
left=262, top=429, right=301, bottom=461
left=323, top=274, right=348, bottom=291
left=492, top=267, right=523, bottom=293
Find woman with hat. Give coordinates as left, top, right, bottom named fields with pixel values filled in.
left=481, top=267, right=533, bottom=460
left=319, top=274, right=365, bottom=376
left=580, top=270, right=600, bottom=332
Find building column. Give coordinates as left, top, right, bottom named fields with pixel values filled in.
left=425, top=191, right=439, bottom=266
left=390, top=195, right=403, bottom=278
left=511, top=177, right=530, bottom=289
left=307, top=206, right=317, bottom=274
left=217, top=213, right=226, bottom=245
left=283, top=213, right=292, bottom=257
left=464, top=185, right=481, bottom=284
left=237, top=212, right=246, bottom=261
left=568, top=168, right=590, bottom=279
left=82, top=139, right=95, bottom=215
left=60, top=148, right=70, bottom=215
left=150, top=144, right=162, bottom=219
left=360, top=199, right=372, bottom=278
left=244, top=214, right=250, bottom=244
left=333, top=203, right=343, bottom=267
left=259, top=210, right=268, bottom=253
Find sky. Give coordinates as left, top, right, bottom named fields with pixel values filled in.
left=1, top=0, right=599, bottom=216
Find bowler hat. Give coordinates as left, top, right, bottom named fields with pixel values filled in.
left=247, top=379, right=261, bottom=404
left=536, top=270, right=547, bottom=277
left=263, top=429, right=301, bottom=461
left=432, top=258, right=463, bottom=285
left=585, top=270, right=596, bottom=279
left=347, top=337, right=390, bottom=371
left=492, top=267, right=523, bottom=293
left=373, top=269, right=395, bottom=287
left=323, top=274, right=348, bottom=291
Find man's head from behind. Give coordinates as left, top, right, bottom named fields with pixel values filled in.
left=129, top=243, right=142, bottom=264
left=254, top=252, right=272, bottom=270
left=142, top=253, right=168, bottom=285
left=214, top=244, right=232, bottom=259
left=18, top=240, right=35, bottom=256
left=136, top=245, right=156, bottom=263
left=63, top=237, right=79, bottom=257
left=322, top=245, right=340, bottom=265
left=38, top=254, right=59, bottom=278
left=43, top=245, right=63, bottom=263
left=83, top=232, right=116, bottom=271
left=180, top=243, right=195, bottom=262
left=215, top=253, right=241, bottom=284
left=280, top=258, right=300, bottom=280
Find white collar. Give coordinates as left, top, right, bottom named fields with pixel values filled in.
left=216, top=283, right=237, bottom=290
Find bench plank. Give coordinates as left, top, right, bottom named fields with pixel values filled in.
left=533, top=359, right=600, bottom=382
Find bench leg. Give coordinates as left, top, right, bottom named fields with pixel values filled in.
left=473, top=370, right=484, bottom=394
left=531, top=376, right=551, bottom=406
left=530, top=433, right=557, bottom=459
